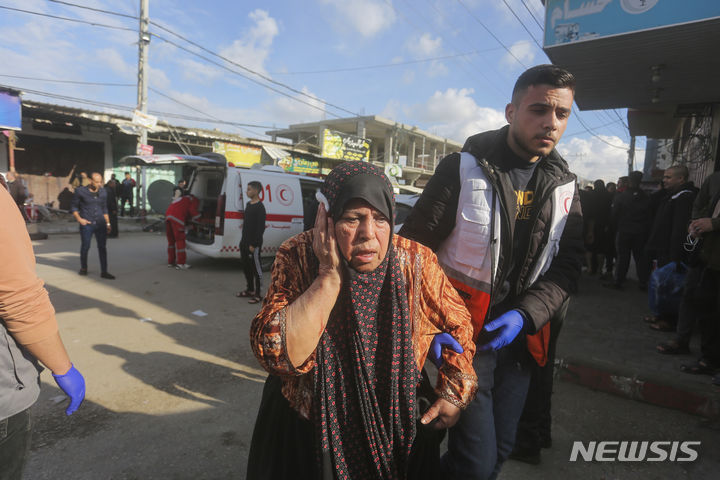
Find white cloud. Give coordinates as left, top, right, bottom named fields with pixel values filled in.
left=95, top=48, right=135, bottom=79
left=219, top=9, right=279, bottom=76
left=556, top=136, right=638, bottom=183
left=265, top=86, right=327, bottom=125
left=406, top=33, right=443, bottom=58
left=501, top=40, right=535, bottom=68
left=406, top=88, right=507, bottom=142
left=320, top=0, right=396, bottom=37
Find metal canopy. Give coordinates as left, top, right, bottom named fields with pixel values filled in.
left=544, top=18, right=720, bottom=112
left=119, top=153, right=226, bottom=167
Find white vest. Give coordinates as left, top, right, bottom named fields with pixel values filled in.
left=436, top=152, right=575, bottom=295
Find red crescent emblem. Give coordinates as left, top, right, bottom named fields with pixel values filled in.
left=277, top=184, right=293, bottom=206
left=563, top=196, right=571, bottom=213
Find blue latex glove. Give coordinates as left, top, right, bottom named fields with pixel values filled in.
left=52, top=364, right=86, bottom=415
left=428, top=333, right=464, bottom=368
left=479, top=310, right=525, bottom=351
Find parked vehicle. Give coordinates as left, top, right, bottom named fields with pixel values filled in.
left=119, top=153, right=323, bottom=263
left=394, top=194, right=420, bottom=233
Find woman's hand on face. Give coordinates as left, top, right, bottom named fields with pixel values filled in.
left=313, top=203, right=342, bottom=283
left=420, top=398, right=462, bottom=430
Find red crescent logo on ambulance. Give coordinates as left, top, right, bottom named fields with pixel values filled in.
left=563, top=195, right=572, bottom=213
left=277, top=184, right=293, bottom=206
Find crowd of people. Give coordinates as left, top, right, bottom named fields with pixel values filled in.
left=580, top=165, right=720, bottom=387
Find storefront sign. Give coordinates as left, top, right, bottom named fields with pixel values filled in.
left=278, top=155, right=320, bottom=174
left=138, top=144, right=154, bottom=155
left=321, top=129, right=371, bottom=162
left=0, top=90, right=21, bottom=131
left=213, top=141, right=262, bottom=167
left=545, top=0, right=720, bottom=47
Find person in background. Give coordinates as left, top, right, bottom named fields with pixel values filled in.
left=105, top=177, right=119, bottom=239
left=236, top=181, right=266, bottom=304
left=642, top=166, right=697, bottom=333
left=165, top=192, right=200, bottom=270
left=603, top=181, right=618, bottom=279
left=106, top=173, right=121, bottom=200
left=173, top=179, right=188, bottom=199
left=71, top=173, right=115, bottom=279
left=400, top=64, right=583, bottom=480
left=616, top=176, right=629, bottom=193
left=0, top=184, right=86, bottom=480
left=120, top=171, right=136, bottom=216
left=5, top=171, right=28, bottom=221
left=604, top=171, right=651, bottom=290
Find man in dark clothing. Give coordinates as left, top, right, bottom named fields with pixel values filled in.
left=71, top=173, right=115, bottom=279
left=6, top=171, right=28, bottom=220
left=120, top=172, right=136, bottom=216
left=105, top=180, right=119, bottom=238
left=643, top=166, right=696, bottom=332
left=657, top=172, right=720, bottom=369
left=237, top=181, right=266, bottom=303
left=603, top=182, right=618, bottom=278
left=604, top=170, right=652, bottom=290
left=400, top=65, right=583, bottom=479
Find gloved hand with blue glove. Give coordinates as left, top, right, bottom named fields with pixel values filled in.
left=428, top=332, right=464, bottom=368
left=52, top=364, right=86, bottom=415
left=479, top=310, right=526, bottom=351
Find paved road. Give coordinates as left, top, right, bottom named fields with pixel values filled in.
left=22, top=233, right=720, bottom=479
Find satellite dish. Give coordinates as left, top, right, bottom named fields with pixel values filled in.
left=147, top=179, right=175, bottom=214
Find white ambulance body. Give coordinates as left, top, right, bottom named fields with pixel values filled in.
left=119, top=153, right=323, bottom=261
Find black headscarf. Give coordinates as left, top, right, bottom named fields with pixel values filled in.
left=314, top=161, right=418, bottom=479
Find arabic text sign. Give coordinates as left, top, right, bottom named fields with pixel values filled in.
left=321, top=129, right=371, bottom=162
left=278, top=156, right=320, bottom=174
left=213, top=141, right=261, bottom=167
left=0, top=91, right=21, bottom=131
left=545, top=0, right=720, bottom=47
left=132, top=110, right=158, bottom=129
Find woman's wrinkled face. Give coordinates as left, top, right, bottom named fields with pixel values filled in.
left=334, top=198, right=391, bottom=273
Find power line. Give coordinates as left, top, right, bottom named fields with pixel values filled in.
left=1, top=83, right=273, bottom=131
left=0, top=4, right=135, bottom=31
left=572, top=107, right=628, bottom=149
left=456, top=0, right=528, bottom=68
left=148, top=21, right=359, bottom=117
left=268, top=48, right=503, bottom=75
left=519, top=0, right=544, bottom=30
left=149, top=32, right=342, bottom=119
left=47, top=0, right=138, bottom=20
left=0, top=73, right=134, bottom=87
left=500, top=0, right=542, bottom=49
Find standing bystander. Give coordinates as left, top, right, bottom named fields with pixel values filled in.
left=236, top=181, right=266, bottom=304
left=71, top=173, right=115, bottom=279
left=5, top=171, right=28, bottom=221
left=165, top=193, right=200, bottom=269
left=120, top=171, right=136, bottom=216
left=1, top=184, right=86, bottom=480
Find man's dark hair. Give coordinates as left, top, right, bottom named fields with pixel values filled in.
left=629, top=170, right=643, bottom=188
left=667, top=164, right=689, bottom=181
left=511, top=64, right=576, bottom=103
left=124, top=171, right=130, bottom=176
left=248, top=181, right=263, bottom=192
left=606, top=182, right=617, bottom=189
left=594, top=179, right=605, bottom=191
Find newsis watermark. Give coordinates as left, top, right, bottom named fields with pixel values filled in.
left=569, top=441, right=701, bottom=462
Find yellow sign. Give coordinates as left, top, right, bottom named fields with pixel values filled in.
left=213, top=141, right=262, bottom=167
left=321, top=129, right=370, bottom=162
left=278, top=156, right=320, bottom=174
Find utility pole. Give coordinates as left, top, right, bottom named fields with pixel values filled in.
left=627, top=135, right=636, bottom=175
left=136, top=0, right=150, bottom=215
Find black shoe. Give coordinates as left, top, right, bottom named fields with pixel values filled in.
left=78, top=269, right=88, bottom=276
left=509, top=446, right=541, bottom=465
left=101, top=272, right=116, bottom=280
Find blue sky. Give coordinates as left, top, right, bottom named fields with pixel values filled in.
left=0, top=0, right=642, bottom=182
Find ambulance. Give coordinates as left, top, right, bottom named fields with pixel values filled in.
left=119, top=153, right=323, bottom=264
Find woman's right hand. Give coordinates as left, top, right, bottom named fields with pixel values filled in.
left=312, top=202, right=342, bottom=284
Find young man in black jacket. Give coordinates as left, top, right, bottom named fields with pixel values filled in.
left=400, top=64, right=583, bottom=479
left=238, top=181, right=266, bottom=303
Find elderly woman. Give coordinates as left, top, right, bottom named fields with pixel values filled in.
left=248, top=162, right=477, bottom=479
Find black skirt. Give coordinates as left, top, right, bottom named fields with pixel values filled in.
left=246, top=374, right=444, bottom=480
